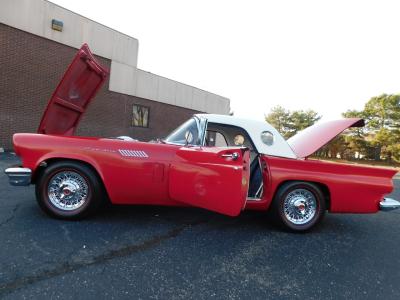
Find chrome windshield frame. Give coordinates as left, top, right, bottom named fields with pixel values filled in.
left=198, top=117, right=208, bottom=147
left=163, top=115, right=208, bottom=147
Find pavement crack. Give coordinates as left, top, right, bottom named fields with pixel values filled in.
left=0, top=219, right=206, bottom=296
left=0, top=204, right=19, bottom=228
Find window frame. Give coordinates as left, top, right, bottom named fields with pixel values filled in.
left=203, top=122, right=258, bottom=153
left=205, top=130, right=229, bottom=147
left=163, top=116, right=206, bottom=146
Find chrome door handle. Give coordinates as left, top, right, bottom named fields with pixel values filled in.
left=221, top=152, right=239, bottom=160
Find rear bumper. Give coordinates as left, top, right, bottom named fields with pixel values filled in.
left=4, top=167, right=32, bottom=186
left=380, top=198, right=400, bottom=211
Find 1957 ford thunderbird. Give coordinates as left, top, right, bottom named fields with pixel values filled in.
left=5, top=44, right=400, bottom=231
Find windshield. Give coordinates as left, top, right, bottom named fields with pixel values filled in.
left=164, top=117, right=201, bottom=145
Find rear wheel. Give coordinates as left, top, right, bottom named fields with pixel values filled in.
left=36, top=161, right=104, bottom=219
left=271, top=181, right=326, bottom=232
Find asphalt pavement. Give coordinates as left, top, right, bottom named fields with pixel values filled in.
left=0, top=153, right=400, bottom=299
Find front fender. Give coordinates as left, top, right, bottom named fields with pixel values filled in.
left=33, top=152, right=105, bottom=183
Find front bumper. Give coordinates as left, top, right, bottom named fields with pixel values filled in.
left=4, top=167, right=32, bottom=186
left=380, top=198, right=400, bottom=211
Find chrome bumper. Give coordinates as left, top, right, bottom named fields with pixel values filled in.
left=380, top=198, right=400, bottom=211
left=4, top=167, right=32, bottom=186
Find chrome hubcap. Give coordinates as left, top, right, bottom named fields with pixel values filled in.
left=283, top=189, right=317, bottom=225
left=48, top=171, right=89, bottom=211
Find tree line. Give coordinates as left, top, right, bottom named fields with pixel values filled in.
left=265, top=94, right=400, bottom=164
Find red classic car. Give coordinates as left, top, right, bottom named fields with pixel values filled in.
left=5, top=44, right=400, bottom=231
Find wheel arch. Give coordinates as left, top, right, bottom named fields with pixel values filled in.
left=272, top=180, right=331, bottom=210
left=31, top=156, right=110, bottom=203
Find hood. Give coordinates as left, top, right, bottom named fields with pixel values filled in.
left=287, top=118, right=365, bottom=158
left=38, top=44, right=109, bottom=135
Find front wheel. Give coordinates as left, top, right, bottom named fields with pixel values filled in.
left=36, top=161, right=104, bottom=219
left=271, top=181, right=326, bottom=232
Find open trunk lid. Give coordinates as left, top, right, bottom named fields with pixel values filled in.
left=37, top=44, right=109, bottom=135
left=287, top=118, right=365, bottom=158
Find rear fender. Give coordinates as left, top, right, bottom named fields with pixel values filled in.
left=263, top=155, right=396, bottom=213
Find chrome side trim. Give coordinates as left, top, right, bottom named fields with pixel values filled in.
left=4, top=167, right=32, bottom=186
left=114, top=136, right=137, bottom=141
left=118, top=149, right=149, bottom=158
left=246, top=197, right=263, bottom=201
left=380, top=198, right=400, bottom=211
left=255, top=184, right=263, bottom=199
left=255, top=157, right=264, bottom=198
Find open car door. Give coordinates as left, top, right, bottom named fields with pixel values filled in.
left=169, top=147, right=250, bottom=216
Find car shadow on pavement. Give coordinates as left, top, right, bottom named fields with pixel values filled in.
left=85, top=203, right=358, bottom=235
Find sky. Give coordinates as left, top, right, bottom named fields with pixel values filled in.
left=52, top=0, right=400, bottom=121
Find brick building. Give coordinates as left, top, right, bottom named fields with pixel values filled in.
left=0, top=0, right=230, bottom=150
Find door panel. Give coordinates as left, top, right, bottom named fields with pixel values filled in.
left=169, top=147, right=250, bottom=216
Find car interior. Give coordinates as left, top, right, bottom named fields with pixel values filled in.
left=205, top=123, right=263, bottom=199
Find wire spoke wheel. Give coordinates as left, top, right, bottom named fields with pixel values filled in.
left=36, top=161, right=104, bottom=219
left=272, top=181, right=326, bottom=232
left=47, top=171, right=89, bottom=211
left=283, top=188, right=317, bottom=225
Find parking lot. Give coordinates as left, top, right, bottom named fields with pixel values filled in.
left=0, top=153, right=400, bottom=299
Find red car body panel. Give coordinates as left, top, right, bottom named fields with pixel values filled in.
left=169, top=147, right=250, bottom=216
left=13, top=133, right=250, bottom=216
left=37, top=44, right=109, bottom=136
left=245, top=156, right=396, bottom=213
left=10, top=43, right=397, bottom=218
left=13, top=133, right=395, bottom=215
left=287, top=118, right=365, bottom=158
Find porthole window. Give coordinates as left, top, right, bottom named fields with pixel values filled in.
left=261, top=131, right=274, bottom=146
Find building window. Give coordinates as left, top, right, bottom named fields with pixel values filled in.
left=132, top=104, right=149, bottom=127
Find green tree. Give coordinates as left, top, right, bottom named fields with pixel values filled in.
left=364, top=94, right=400, bottom=161
left=265, top=106, right=290, bottom=137
left=341, top=109, right=369, bottom=159
left=287, top=110, right=321, bottom=138
left=266, top=94, right=400, bottom=164
left=342, top=94, right=400, bottom=162
left=364, top=94, right=400, bottom=129
left=265, top=106, right=321, bottom=139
